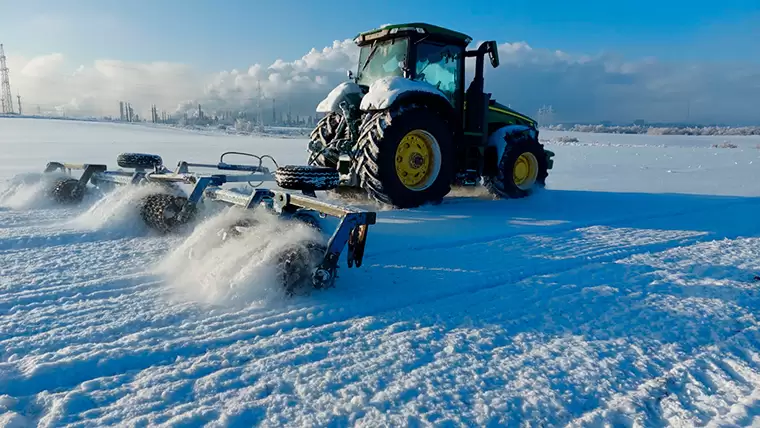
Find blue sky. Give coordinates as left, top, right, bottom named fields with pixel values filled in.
left=2, top=0, right=758, bottom=70
left=2, top=0, right=758, bottom=124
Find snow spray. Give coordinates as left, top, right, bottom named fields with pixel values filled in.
left=154, top=207, right=323, bottom=308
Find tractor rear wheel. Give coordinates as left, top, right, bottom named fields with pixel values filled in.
left=356, top=106, right=454, bottom=208
left=483, top=130, right=549, bottom=199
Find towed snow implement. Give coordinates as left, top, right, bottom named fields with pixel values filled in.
left=307, top=22, right=555, bottom=208
left=43, top=152, right=376, bottom=292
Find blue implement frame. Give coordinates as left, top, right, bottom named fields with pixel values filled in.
left=43, top=154, right=376, bottom=289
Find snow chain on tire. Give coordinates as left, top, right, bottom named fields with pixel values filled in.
left=49, top=177, right=85, bottom=204
left=117, top=153, right=164, bottom=170
left=275, top=240, right=328, bottom=296
left=275, top=165, right=340, bottom=191
left=308, top=112, right=345, bottom=168
left=139, top=193, right=193, bottom=234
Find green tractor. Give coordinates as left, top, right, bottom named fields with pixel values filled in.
left=306, top=23, right=554, bottom=209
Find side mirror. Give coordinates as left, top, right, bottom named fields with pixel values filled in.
left=487, top=41, right=500, bottom=68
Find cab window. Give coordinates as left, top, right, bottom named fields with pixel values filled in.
left=414, top=42, right=461, bottom=102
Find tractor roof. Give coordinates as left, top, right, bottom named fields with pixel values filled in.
left=354, top=23, right=472, bottom=46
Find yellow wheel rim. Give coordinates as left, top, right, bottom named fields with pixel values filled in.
left=394, top=129, right=441, bottom=191
left=513, top=152, right=539, bottom=190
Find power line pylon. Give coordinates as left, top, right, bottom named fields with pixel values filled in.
left=0, top=44, right=14, bottom=114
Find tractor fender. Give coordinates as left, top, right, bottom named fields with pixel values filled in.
left=359, top=76, right=451, bottom=113
left=486, top=124, right=538, bottom=167
left=316, top=81, right=364, bottom=114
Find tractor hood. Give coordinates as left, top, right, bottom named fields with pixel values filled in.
left=316, top=81, right=364, bottom=114
left=360, top=77, right=449, bottom=111
left=487, top=100, right=537, bottom=128
left=316, top=77, right=450, bottom=114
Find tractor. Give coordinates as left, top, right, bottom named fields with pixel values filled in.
left=306, top=23, right=554, bottom=209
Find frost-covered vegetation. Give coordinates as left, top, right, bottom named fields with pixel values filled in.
left=545, top=124, right=760, bottom=136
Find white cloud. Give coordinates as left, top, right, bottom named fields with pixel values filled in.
left=5, top=38, right=760, bottom=125
left=6, top=53, right=203, bottom=118
left=19, top=53, right=65, bottom=77
left=188, top=39, right=359, bottom=119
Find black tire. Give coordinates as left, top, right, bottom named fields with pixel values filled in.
left=275, top=165, right=340, bottom=191
left=356, top=106, right=454, bottom=208
left=117, top=153, right=163, bottom=170
left=308, top=113, right=345, bottom=168
left=49, top=178, right=85, bottom=204
left=139, top=193, right=193, bottom=233
left=274, top=240, right=327, bottom=296
left=483, top=129, right=549, bottom=199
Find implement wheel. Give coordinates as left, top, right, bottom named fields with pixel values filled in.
left=49, top=178, right=85, bottom=204
left=139, top=193, right=194, bottom=233
left=356, top=106, right=454, bottom=208
left=275, top=240, right=328, bottom=296
left=117, top=153, right=163, bottom=170
left=275, top=165, right=340, bottom=191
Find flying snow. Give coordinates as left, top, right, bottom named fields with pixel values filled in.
left=155, top=207, right=324, bottom=308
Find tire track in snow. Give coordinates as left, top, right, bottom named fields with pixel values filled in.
left=259, top=227, right=711, bottom=344
left=0, top=219, right=715, bottom=397
left=0, top=280, right=163, bottom=349
left=362, top=196, right=758, bottom=260
left=2, top=192, right=757, bottom=415
left=0, top=228, right=162, bottom=252
left=0, top=211, right=66, bottom=230
left=567, top=328, right=760, bottom=427
left=555, top=238, right=760, bottom=426
left=0, top=274, right=155, bottom=314
left=256, top=237, right=760, bottom=426
left=326, top=196, right=760, bottom=330
left=53, top=236, right=760, bottom=427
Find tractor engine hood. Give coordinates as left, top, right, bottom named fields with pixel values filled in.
left=359, top=77, right=448, bottom=111
left=316, top=81, right=364, bottom=114
left=316, top=77, right=449, bottom=114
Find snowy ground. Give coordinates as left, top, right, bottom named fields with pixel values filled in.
left=1, top=117, right=760, bottom=427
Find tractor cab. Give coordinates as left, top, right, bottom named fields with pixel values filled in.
left=353, top=23, right=471, bottom=108
left=352, top=23, right=515, bottom=175
left=351, top=24, right=517, bottom=142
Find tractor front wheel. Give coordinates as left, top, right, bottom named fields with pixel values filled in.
left=356, top=106, right=454, bottom=208
left=307, top=112, right=345, bottom=168
left=483, top=130, right=549, bottom=199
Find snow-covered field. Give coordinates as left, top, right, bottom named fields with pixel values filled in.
left=1, top=117, right=759, bottom=427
